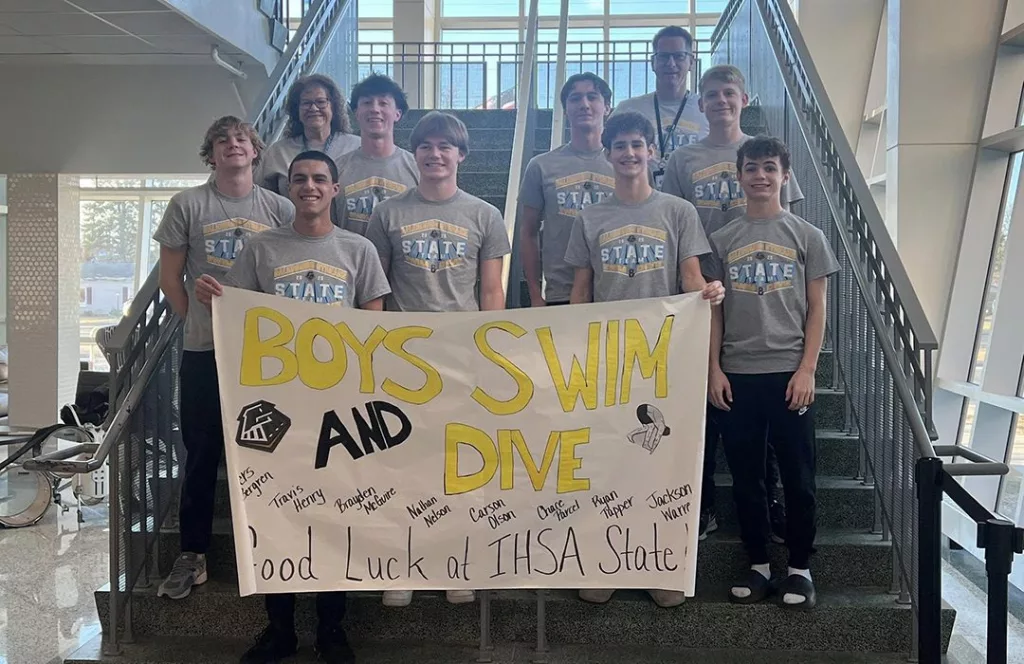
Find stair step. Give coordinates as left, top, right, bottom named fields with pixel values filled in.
left=63, top=633, right=921, bottom=663
left=93, top=583, right=950, bottom=654
left=157, top=521, right=890, bottom=590
left=713, top=430, right=861, bottom=479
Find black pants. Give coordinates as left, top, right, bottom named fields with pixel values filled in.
left=718, top=372, right=816, bottom=569
left=266, top=592, right=347, bottom=634
left=179, top=350, right=224, bottom=554
left=701, top=405, right=782, bottom=513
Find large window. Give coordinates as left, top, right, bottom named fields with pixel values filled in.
left=78, top=176, right=206, bottom=372
left=0, top=175, right=6, bottom=347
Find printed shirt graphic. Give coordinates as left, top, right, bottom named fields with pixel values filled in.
left=563, top=190, right=710, bottom=303
left=365, top=188, right=511, bottom=312
left=613, top=92, right=710, bottom=165
left=519, top=145, right=616, bottom=303
left=225, top=224, right=391, bottom=309
left=335, top=148, right=419, bottom=235
left=707, top=211, right=840, bottom=374
left=152, top=182, right=294, bottom=351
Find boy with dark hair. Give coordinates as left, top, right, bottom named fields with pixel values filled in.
left=565, top=110, right=724, bottom=609
left=663, top=64, right=804, bottom=543
left=196, top=150, right=390, bottom=663
left=335, top=74, right=419, bottom=235
left=613, top=26, right=708, bottom=186
left=154, top=115, right=294, bottom=602
left=519, top=72, right=616, bottom=307
left=706, top=136, right=839, bottom=611
left=366, top=111, right=510, bottom=606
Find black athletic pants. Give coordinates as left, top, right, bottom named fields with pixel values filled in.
left=265, top=592, right=347, bottom=634
left=701, top=405, right=782, bottom=513
left=717, top=372, right=817, bottom=569
left=179, top=350, right=223, bottom=554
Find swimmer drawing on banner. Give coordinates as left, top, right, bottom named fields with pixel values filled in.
left=627, top=404, right=671, bottom=453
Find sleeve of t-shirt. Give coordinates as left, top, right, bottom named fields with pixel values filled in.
left=563, top=214, right=591, bottom=268
left=518, top=158, right=545, bottom=212
left=152, top=195, right=189, bottom=249
left=783, top=171, right=805, bottom=208
left=805, top=226, right=841, bottom=281
left=355, top=241, right=392, bottom=305
left=675, top=200, right=711, bottom=261
left=661, top=151, right=686, bottom=200
left=278, top=196, right=296, bottom=225
left=479, top=206, right=512, bottom=260
left=365, top=206, right=392, bottom=264
left=704, top=234, right=726, bottom=282
left=223, top=242, right=261, bottom=291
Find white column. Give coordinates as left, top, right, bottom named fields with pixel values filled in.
left=6, top=174, right=81, bottom=427
left=795, top=0, right=884, bottom=149
left=394, top=0, right=436, bottom=109
left=886, top=0, right=1006, bottom=340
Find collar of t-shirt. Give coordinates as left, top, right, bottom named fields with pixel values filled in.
left=613, top=190, right=659, bottom=209
left=286, top=222, right=339, bottom=242
left=413, top=187, right=463, bottom=206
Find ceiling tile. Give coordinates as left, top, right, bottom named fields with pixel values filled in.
left=102, top=11, right=202, bottom=36
left=0, top=0, right=72, bottom=12
left=0, top=35, right=68, bottom=54
left=73, top=0, right=168, bottom=10
left=0, top=11, right=121, bottom=36
left=45, top=34, right=156, bottom=54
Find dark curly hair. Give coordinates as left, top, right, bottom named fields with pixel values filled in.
left=285, top=74, right=352, bottom=138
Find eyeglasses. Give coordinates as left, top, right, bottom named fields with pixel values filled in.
left=300, top=98, right=331, bottom=110
left=653, top=52, right=692, bottom=65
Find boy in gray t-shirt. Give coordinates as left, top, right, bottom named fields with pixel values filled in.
left=366, top=112, right=511, bottom=316
left=196, top=151, right=387, bottom=663
left=152, top=116, right=293, bottom=603
left=520, top=73, right=616, bottom=306
left=565, top=111, right=725, bottom=611
left=705, top=136, right=839, bottom=612
left=334, top=74, right=420, bottom=236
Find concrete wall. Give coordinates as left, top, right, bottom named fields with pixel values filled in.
left=159, top=0, right=281, bottom=75
left=0, top=65, right=267, bottom=174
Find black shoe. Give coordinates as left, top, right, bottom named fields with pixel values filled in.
left=240, top=625, right=298, bottom=664
left=316, top=626, right=356, bottom=664
left=698, top=509, right=719, bottom=541
left=769, top=498, right=786, bottom=544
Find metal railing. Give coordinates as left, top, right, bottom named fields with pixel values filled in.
left=714, top=0, right=1018, bottom=661
left=357, top=39, right=706, bottom=111
left=19, top=0, right=354, bottom=655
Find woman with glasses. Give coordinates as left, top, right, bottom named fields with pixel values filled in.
left=256, top=74, right=361, bottom=197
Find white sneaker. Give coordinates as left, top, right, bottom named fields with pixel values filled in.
left=647, top=589, right=685, bottom=607
left=446, top=589, right=476, bottom=604
left=382, top=590, right=413, bottom=607
left=156, top=552, right=207, bottom=599
left=578, top=588, right=616, bottom=604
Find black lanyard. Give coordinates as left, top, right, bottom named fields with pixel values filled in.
left=654, top=93, right=688, bottom=157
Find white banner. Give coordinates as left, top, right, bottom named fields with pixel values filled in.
left=212, top=288, right=709, bottom=597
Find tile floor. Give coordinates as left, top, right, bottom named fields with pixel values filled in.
left=0, top=498, right=1021, bottom=664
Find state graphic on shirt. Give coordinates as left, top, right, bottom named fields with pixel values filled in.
left=555, top=172, right=615, bottom=217
left=659, top=119, right=703, bottom=158
left=726, top=241, right=797, bottom=296
left=693, top=162, right=744, bottom=213
left=598, top=225, right=667, bottom=278
left=272, top=259, right=351, bottom=305
left=345, top=177, right=410, bottom=223
left=400, top=219, right=470, bottom=273
left=203, top=218, right=273, bottom=268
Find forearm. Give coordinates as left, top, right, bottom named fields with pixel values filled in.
left=480, top=284, right=505, bottom=311
left=569, top=274, right=592, bottom=304
left=710, top=306, right=724, bottom=372
left=160, top=277, right=189, bottom=319
left=799, top=301, right=826, bottom=373
left=521, top=234, right=544, bottom=302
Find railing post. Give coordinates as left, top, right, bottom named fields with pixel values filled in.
left=477, top=589, right=493, bottom=662
left=978, top=518, right=1024, bottom=664
left=533, top=589, right=549, bottom=663
left=915, top=456, right=943, bottom=664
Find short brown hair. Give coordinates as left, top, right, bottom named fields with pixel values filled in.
left=285, top=74, right=352, bottom=138
left=736, top=135, right=791, bottom=172
left=409, top=111, right=470, bottom=155
left=699, top=64, right=746, bottom=96
left=652, top=25, right=693, bottom=53
left=601, top=111, right=655, bottom=151
left=199, top=116, right=265, bottom=170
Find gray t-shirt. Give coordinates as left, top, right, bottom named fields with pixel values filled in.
left=365, top=188, right=512, bottom=312
left=256, top=133, right=361, bottom=197
left=519, top=144, right=616, bottom=303
left=563, top=190, right=710, bottom=303
left=613, top=91, right=709, bottom=178
left=662, top=134, right=805, bottom=237
left=153, top=182, right=295, bottom=351
left=706, top=211, right=840, bottom=374
left=225, top=224, right=391, bottom=307
left=333, top=147, right=420, bottom=236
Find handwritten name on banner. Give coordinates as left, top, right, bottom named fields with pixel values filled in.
left=212, top=288, right=710, bottom=597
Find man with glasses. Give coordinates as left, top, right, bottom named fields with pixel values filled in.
left=613, top=26, right=708, bottom=188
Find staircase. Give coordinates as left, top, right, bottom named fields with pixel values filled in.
left=62, top=103, right=955, bottom=662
